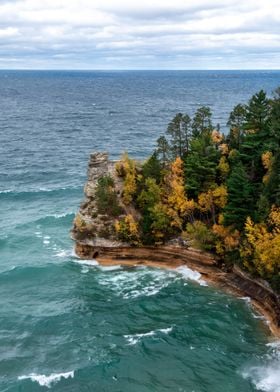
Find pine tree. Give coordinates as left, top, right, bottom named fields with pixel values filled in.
left=227, top=104, right=246, bottom=149
left=223, top=162, right=254, bottom=230
left=166, top=113, right=191, bottom=158
left=184, top=132, right=220, bottom=198
left=142, top=153, right=162, bottom=184
left=192, top=106, right=213, bottom=138
left=156, top=135, right=170, bottom=164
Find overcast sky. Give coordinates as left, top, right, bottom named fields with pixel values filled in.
left=0, top=0, right=279, bottom=69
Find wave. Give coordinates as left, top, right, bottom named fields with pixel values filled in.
left=242, top=341, right=280, bottom=392
left=72, top=259, right=99, bottom=267
left=0, top=186, right=81, bottom=199
left=175, top=266, right=208, bottom=286
left=97, top=267, right=175, bottom=299
left=18, top=370, right=74, bottom=388
left=31, top=212, right=75, bottom=227
left=124, top=327, right=173, bottom=345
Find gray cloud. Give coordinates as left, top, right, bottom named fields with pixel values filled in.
left=0, top=0, right=279, bottom=69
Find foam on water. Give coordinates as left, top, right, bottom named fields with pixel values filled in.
left=175, top=266, right=208, bottom=286
left=73, top=259, right=99, bottom=267
left=98, top=267, right=176, bottom=299
left=242, top=341, right=280, bottom=392
left=18, top=371, right=74, bottom=388
left=124, top=327, right=173, bottom=345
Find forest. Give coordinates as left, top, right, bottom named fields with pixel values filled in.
left=96, top=89, right=280, bottom=291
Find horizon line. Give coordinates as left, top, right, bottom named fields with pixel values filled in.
left=0, top=68, right=280, bottom=72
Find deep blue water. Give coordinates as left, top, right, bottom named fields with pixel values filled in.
left=0, top=70, right=280, bottom=391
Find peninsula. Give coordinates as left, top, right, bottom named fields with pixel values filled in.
left=71, top=89, right=280, bottom=336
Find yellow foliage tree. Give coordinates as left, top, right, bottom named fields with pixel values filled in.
left=211, top=129, right=224, bottom=144
left=212, top=223, right=240, bottom=257
left=163, top=157, right=195, bottom=229
left=115, top=214, right=140, bottom=244
left=198, top=184, right=227, bottom=224
left=116, top=153, right=137, bottom=205
left=241, top=207, right=280, bottom=277
left=218, top=156, right=230, bottom=180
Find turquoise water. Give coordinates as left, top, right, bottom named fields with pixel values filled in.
left=1, top=70, right=280, bottom=391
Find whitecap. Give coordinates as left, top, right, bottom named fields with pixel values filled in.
left=18, top=371, right=74, bottom=388
left=124, top=326, right=173, bottom=345
left=0, top=189, right=13, bottom=194
left=175, top=266, right=208, bottom=286
left=242, top=341, right=280, bottom=392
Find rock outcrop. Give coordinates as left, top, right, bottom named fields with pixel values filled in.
left=72, top=151, right=280, bottom=337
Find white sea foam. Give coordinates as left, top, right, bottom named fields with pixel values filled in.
left=98, top=265, right=122, bottom=271
left=241, top=296, right=252, bottom=304
left=124, top=326, right=173, bottom=345
left=73, top=259, right=99, bottom=267
left=18, top=371, right=74, bottom=388
left=0, top=189, right=12, bottom=194
left=175, top=266, right=208, bottom=286
left=48, top=212, right=74, bottom=219
left=54, top=249, right=74, bottom=258
left=242, top=341, right=280, bottom=392
left=98, top=267, right=175, bottom=299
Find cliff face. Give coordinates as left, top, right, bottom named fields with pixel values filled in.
left=71, top=152, right=125, bottom=247
left=72, top=151, right=280, bottom=336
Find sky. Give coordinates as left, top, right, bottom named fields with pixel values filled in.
left=0, top=0, right=279, bottom=70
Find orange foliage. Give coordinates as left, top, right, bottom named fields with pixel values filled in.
left=212, top=224, right=240, bottom=256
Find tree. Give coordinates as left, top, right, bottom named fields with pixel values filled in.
left=223, top=162, right=254, bottom=230
left=264, top=151, right=280, bottom=206
left=244, top=90, right=270, bottom=134
left=198, top=184, right=227, bottom=224
left=163, top=157, right=195, bottom=229
left=184, top=132, right=220, bottom=198
left=192, top=106, right=213, bottom=138
left=156, top=135, right=170, bottom=164
left=95, top=175, right=122, bottom=217
left=227, top=104, right=246, bottom=149
left=141, top=153, right=162, bottom=184
left=167, top=113, right=191, bottom=158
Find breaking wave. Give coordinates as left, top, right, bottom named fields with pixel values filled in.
left=18, top=370, right=74, bottom=388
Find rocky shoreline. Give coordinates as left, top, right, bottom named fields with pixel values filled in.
left=74, top=241, right=280, bottom=338
left=72, top=152, right=280, bottom=338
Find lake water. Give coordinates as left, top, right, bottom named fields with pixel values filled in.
left=0, top=70, right=280, bottom=391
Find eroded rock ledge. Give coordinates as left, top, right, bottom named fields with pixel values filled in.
left=72, top=152, right=280, bottom=337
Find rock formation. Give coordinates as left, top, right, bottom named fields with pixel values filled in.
left=71, top=152, right=280, bottom=337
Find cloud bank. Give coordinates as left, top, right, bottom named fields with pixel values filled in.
left=0, top=0, right=279, bottom=69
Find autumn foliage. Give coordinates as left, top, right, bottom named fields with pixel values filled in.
left=111, top=88, right=280, bottom=290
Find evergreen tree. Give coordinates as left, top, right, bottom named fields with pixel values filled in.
left=142, top=153, right=162, bottom=184
left=244, top=90, right=270, bottom=134
left=184, top=132, right=220, bottom=198
left=227, top=104, right=246, bottom=149
left=223, top=162, right=254, bottom=230
left=156, top=135, right=170, bottom=164
left=192, top=106, right=213, bottom=138
left=166, top=113, right=191, bottom=158
left=264, top=152, right=280, bottom=206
